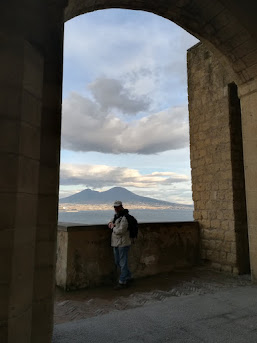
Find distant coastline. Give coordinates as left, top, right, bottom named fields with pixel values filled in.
left=59, top=187, right=193, bottom=212
left=59, top=202, right=193, bottom=212
left=58, top=208, right=194, bottom=225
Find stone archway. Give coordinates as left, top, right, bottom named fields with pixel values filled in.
left=65, top=0, right=257, bottom=84
left=1, top=1, right=257, bottom=342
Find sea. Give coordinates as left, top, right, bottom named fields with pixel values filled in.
left=58, top=209, right=194, bottom=225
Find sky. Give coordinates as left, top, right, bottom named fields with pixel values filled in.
left=60, top=9, right=199, bottom=205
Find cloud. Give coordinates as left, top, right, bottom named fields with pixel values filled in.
left=130, top=186, right=193, bottom=205
left=60, top=10, right=197, bottom=204
left=60, top=163, right=189, bottom=189
left=62, top=10, right=197, bottom=155
left=63, top=9, right=199, bottom=106
left=61, top=89, right=189, bottom=154
left=88, top=78, right=150, bottom=114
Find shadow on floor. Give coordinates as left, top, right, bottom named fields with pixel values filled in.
left=54, top=267, right=252, bottom=324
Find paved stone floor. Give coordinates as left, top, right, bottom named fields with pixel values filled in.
left=53, top=268, right=257, bottom=342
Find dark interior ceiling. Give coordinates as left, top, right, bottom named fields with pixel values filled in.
left=219, top=0, right=257, bottom=41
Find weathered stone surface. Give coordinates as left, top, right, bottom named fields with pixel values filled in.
left=56, top=222, right=200, bottom=290
left=188, top=44, right=250, bottom=273
left=239, top=82, right=257, bottom=279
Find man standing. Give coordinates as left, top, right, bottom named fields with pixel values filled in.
left=108, top=200, right=132, bottom=289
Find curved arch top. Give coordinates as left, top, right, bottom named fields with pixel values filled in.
left=64, top=0, right=257, bottom=84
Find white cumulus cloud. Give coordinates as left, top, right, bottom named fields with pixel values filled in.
left=61, top=85, right=189, bottom=154
left=60, top=163, right=189, bottom=189
left=88, top=77, right=150, bottom=114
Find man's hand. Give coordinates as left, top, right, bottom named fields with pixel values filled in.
left=108, top=222, right=114, bottom=229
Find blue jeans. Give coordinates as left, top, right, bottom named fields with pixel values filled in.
left=113, top=246, right=132, bottom=284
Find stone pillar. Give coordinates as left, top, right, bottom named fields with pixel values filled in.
left=239, top=80, right=257, bottom=281
left=187, top=44, right=250, bottom=274
left=31, top=9, right=65, bottom=343
left=0, top=1, right=66, bottom=342
left=0, top=35, right=44, bottom=342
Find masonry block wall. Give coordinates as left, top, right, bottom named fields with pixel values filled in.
left=187, top=43, right=250, bottom=274
left=0, top=36, right=44, bottom=342
left=56, top=222, right=200, bottom=290
left=239, top=80, right=257, bottom=280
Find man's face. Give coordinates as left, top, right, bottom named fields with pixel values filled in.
left=114, top=205, right=122, bottom=214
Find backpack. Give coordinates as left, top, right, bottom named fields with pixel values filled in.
left=124, top=214, right=138, bottom=240
left=112, top=213, right=139, bottom=240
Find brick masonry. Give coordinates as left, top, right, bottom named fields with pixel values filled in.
left=188, top=43, right=250, bottom=274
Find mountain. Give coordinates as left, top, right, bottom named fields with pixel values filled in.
left=59, top=187, right=193, bottom=208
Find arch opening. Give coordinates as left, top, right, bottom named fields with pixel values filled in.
left=59, top=8, right=196, bottom=221
left=64, top=0, right=257, bottom=84
left=2, top=1, right=257, bottom=342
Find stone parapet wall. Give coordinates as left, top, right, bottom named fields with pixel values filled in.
left=56, top=221, right=199, bottom=290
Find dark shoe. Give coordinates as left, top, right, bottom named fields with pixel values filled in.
left=114, top=283, right=127, bottom=290
left=126, top=278, right=134, bottom=284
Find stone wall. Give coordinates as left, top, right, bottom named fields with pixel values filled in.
left=228, top=83, right=250, bottom=274
left=239, top=79, right=257, bottom=280
left=56, top=222, right=200, bottom=290
left=188, top=44, right=250, bottom=274
left=1, top=1, right=257, bottom=341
